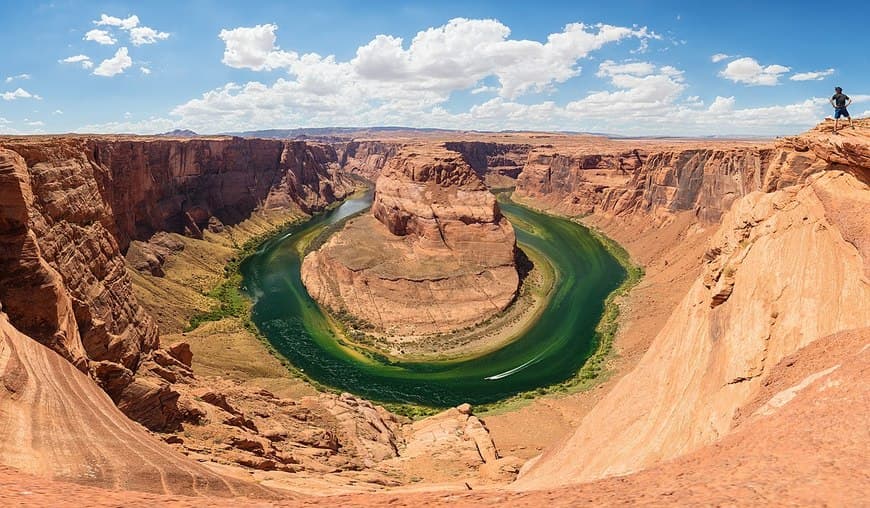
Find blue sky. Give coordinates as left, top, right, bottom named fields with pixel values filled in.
left=1, top=0, right=868, bottom=136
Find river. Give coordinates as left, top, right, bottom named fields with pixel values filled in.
left=240, top=192, right=625, bottom=407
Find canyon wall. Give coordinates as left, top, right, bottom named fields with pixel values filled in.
left=336, top=140, right=531, bottom=187
left=513, top=146, right=646, bottom=215
left=302, top=147, right=519, bottom=337
left=444, top=141, right=531, bottom=185
left=517, top=122, right=870, bottom=487
left=336, top=140, right=402, bottom=181
left=513, top=139, right=833, bottom=222
left=0, top=136, right=351, bottom=428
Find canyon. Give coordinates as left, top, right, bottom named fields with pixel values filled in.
left=0, top=119, right=868, bottom=505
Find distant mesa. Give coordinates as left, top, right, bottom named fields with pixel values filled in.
left=225, top=126, right=462, bottom=140
left=301, top=145, right=520, bottom=340
left=158, top=129, right=199, bottom=137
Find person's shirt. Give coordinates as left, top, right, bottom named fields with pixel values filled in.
left=832, top=93, right=850, bottom=108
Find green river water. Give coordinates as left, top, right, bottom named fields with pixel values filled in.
left=240, top=192, right=626, bottom=407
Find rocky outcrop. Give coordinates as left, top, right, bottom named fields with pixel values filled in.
left=0, top=310, right=276, bottom=497
left=0, top=136, right=351, bottom=428
left=168, top=384, right=406, bottom=476
left=336, top=140, right=531, bottom=187
left=302, top=146, right=519, bottom=337
left=517, top=120, right=870, bottom=488
left=593, top=125, right=867, bottom=225
left=387, top=403, right=524, bottom=484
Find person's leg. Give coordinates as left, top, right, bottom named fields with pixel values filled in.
left=834, top=108, right=841, bottom=132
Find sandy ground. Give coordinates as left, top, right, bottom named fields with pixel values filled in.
left=130, top=208, right=320, bottom=400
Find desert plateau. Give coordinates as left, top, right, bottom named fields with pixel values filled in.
left=1, top=2, right=868, bottom=507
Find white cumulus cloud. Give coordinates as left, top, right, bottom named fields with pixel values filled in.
left=707, top=95, right=735, bottom=113
left=790, top=68, right=835, bottom=81
left=140, top=66, right=152, bottom=75
left=130, top=26, right=170, bottom=46
left=60, top=54, right=94, bottom=69
left=215, top=19, right=656, bottom=105
left=719, top=57, right=790, bottom=86
left=2, top=88, right=42, bottom=100
left=91, top=14, right=169, bottom=46
left=84, top=28, right=116, bottom=45
left=95, top=14, right=140, bottom=30
left=711, top=53, right=731, bottom=63
left=218, top=24, right=297, bottom=71
left=564, top=63, right=686, bottom=120
left=93, top=47, right=132, bottom=77
left=5, top=73, right=31, bottom=83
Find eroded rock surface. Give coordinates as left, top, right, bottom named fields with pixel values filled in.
left=302, top=146, right=519, bottom=337
left=0, top=311, right=277, bottom=497
left=517, top=119, right=870, bottom=488
left=0, top=136, right=351, bottom=429
left=337, top=140, right=402, bottom=182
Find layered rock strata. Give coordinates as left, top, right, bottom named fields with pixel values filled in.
left=517, top=120, right=870, bottom=487
left=0, top=310, right=277, bottom=497
left=0, top=136, right=351, bottom=428
left=514, top=137, right=837, bottom=222
left=444, top=141, right=531, bottom=185
left=514, top=146, right=648, bottom=215
left=337, top=140, right=402, bottom=181
left=302, top=146, right=519, bottom=337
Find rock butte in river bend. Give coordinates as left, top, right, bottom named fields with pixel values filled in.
left=302, top=146, right=520, bottom=337
left=0, top=120, right=867, bottom=505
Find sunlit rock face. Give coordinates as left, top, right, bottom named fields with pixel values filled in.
left=302, top=146, right=519, bottom=337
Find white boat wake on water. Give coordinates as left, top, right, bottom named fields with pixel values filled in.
left=484, top=354, right=545, bottom=380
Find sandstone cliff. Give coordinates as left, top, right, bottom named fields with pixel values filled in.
left=336, top=140, right=531, bottom=188
left=444, top=141, right=531, bottom=187
left=516, top=120, right=870, bottom=487
left=302, top=146, right=519, bottom=337
left=513, top=145, right=647, bottom=215
left=0, top=309, right=277, bottom=497
left=0, top=136, right=351, bottom=428
left=337, top=140, right=402, bottom=182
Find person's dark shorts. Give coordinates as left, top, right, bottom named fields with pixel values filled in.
left=834, top=107, right=850, bottom=119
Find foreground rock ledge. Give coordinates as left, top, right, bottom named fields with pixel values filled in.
left=302, top=146, right=520, bottom=338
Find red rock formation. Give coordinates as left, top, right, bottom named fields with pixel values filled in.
left=0, top=310, right=277, bottom=497
left=514, top=137, right=841, bottom=222
left=0, top=136, right=351, bottom=428
left=514, top=146, right=647, bottom=211
left=337, top=140, right=402, bottom=181
left=516, top=119, right=870, bottom=488
left=302, top=146, right=519, bottom=337
left=444, top=141, right=531, bottom=183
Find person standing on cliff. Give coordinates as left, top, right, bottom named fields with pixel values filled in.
left=830, top=87, right=853, bottom=133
